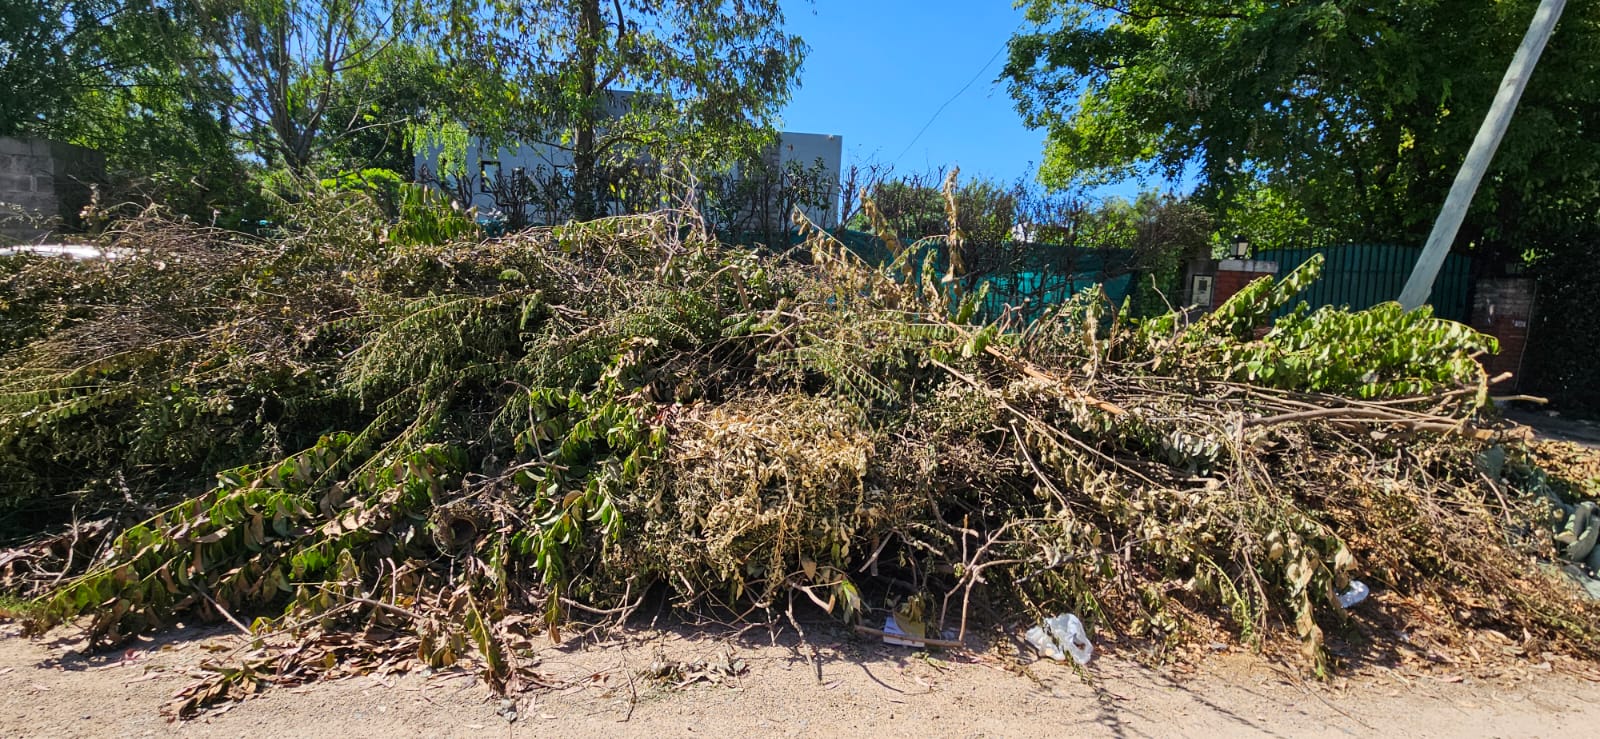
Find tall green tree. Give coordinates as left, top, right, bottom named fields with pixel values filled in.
left=0, top=1, right=262, bottom=223
left=2, top=0, right=462, bottom=225
left=318, top=41, right=458, bottom=175
left=1003, top=0, right=1600, bottom=259
left=448, top=0, right=807, bottom=220
left=52, top=59, right=250, bottom=221
left=0, top=0, right=188, bottom=136
left=191, top=0, right=436, bottom=173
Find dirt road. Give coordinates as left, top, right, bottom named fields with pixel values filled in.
left=1, top=620, right=1596, bottom=738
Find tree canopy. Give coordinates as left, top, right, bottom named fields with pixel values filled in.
left=1003, top=0, right=1600, bottom=258
left=190, top=0, right=417, bottom=173
left=1, top=0, right=195, bottom=137
left=444, top=0, right=807, bottom=219
left=3, top=0, right=806, bottom=225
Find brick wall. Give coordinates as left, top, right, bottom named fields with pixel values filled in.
left=1212, top=259, right=1278, bottom=307
left=0, top=137, right=105, bottom=242
left=1471, top=277, right=1535, bottom=390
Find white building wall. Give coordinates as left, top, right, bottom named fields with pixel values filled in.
left=411, top=139, right=567, bottom=213
left=772, top=132, right=843, bottom=229
left=414, top=130, right=843, bottom=228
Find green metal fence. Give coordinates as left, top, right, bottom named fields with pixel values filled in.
left=801, top=236, right=1473, bottom=324
left=824, top=229, right=1138, bottom=320
left=1253, top=244, right=1473, bottom=323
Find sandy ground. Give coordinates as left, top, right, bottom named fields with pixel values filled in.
left=2, top=618, right=1598, bottom=739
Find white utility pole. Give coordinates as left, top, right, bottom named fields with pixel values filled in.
left=1397, top=0, right=1568, bottom=310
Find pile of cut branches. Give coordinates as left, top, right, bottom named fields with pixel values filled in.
left=1, top=187, right=1597, bottom=715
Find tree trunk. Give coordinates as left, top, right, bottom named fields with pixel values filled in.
left=571, top=0, right=603, bottom=221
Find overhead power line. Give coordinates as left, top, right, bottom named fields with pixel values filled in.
left=892, top=38, right=1012, bottom=168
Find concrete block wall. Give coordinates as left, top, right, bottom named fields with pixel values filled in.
left=0, top=137, right=105, bottom=241
left=1471, top=277, right=1535, bottom=390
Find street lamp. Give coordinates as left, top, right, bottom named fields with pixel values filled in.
left=1231, top=234, right=1250, bottom=260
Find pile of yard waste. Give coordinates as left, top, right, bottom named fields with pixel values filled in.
left=0, top=187, right=1596, bottom=716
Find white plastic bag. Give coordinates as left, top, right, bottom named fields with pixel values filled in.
left=1025, top=613, right=1093, bottom=665
left=1337, top=580, right=1370, bottom=609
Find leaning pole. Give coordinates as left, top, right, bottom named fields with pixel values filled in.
left=1397, top=0, right=1568, bottom=310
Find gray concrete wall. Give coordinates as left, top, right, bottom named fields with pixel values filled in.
left=0, top=137, right=106, bottom=242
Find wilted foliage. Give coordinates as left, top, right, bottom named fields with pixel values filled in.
left=0, top=188, right=1594, bottom=716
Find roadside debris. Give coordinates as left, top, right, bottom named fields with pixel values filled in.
left=1024, top=614, right=1093, bottom=665
left=879, top=614, right=958, bottom=649
left=1337, top=581, right=1371, bottom=609
left=0, top=195, right=1596, bottom=717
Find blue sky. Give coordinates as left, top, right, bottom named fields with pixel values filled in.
left=777, top=0, right=1045, bottom=186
